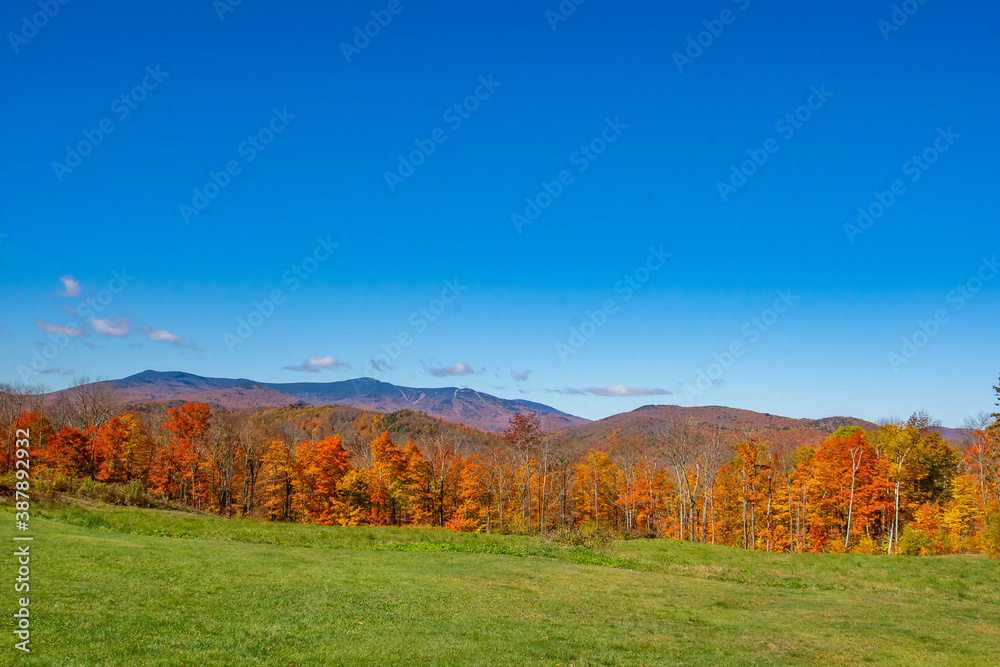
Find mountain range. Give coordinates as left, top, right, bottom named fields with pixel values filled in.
left=73, top=370, right=587, bottom=432
left=51, top=371, right=967, bottom=441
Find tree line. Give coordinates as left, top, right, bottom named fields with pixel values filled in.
left=2, top=377, right=998, bottom=556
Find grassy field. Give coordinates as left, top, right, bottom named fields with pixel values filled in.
left=2, top=502, right=998, bottom=666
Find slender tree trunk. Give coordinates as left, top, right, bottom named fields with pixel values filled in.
left=702, top=489, right=709, bottom=544
left=594, top=455, right=599, bottom=530
left=689, top=498, right=697, bottom=542
left=498, top=477, right=504, bottom=531
left=787, top=480, right=795, bottom=552
left=845, top=450, right=861, bottom=550
left=766, top=482, right=773, bottom=553
left=742, top=492, right=748, bottom=550
left=893, top=478, right=901, bottom=555
left=710, top=490, right=716, bottom=545
left=980, top=472, right=990, bottom=526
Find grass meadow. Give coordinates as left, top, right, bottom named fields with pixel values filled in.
left=2, top=501, right=998, bottom=665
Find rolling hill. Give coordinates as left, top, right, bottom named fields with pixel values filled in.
left=557, top=404, right=879, bottom=446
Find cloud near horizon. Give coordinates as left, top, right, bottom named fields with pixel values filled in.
left=283, top=355, right=351, bottom=373
left=428, top=362, right=474, bottom=378
left=588, top=385, right=671, bottom=397
left=511, top=370, right=531, bottom=382
left=549, top=385, right=672, bottom=397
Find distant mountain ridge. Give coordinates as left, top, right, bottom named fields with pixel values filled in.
left=51, top=371, right=968, bottom=441
left=73, top=370, right=589, bottom=432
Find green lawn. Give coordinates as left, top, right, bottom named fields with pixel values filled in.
left=2, top=502, right=998, bottom=665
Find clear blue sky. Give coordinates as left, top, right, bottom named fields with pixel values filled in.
left=1, top=0, right=997, bottom=427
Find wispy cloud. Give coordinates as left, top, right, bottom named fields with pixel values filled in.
left=140, top=325, right=203, bottom=351
left=588, top=385, right=671, bottom=397
left=90, top=317, right=129, bottom=337
left=58, top=275, right=81, bottom=297
left=548, top=385, right=672, bottom=397
left=36, top=320, right=86, bottom=337
left=283, top=354, right=351, bottom=373
left=369, top=357, right=391, bottom=371
left=428, top=362, right=475, bottom=378
left=511, top=369, right=532, bottom=382
left=41, top=367, right=72, bottom=376
left=547, top=387, right=589, bottom=395
left=143, top=327, right=181, bottom=343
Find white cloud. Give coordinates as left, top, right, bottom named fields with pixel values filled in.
left=428, top=362, right=474, bottom=377
left=548, top=385, right=672, bottom=397
left=35, top=320, right=85, bottom=337
left=59, top=275, right=81, bottom=297
left=511, top=370, right=532, bottom=382
left=139, top=325, right=203, bottom=351
left=90, top=317, right=129, bottom=337
left=147, top=329, right=181, bottom=343
left=143, top=327, right=182, bottom=343
left=587, top=385, right=671, bottom=397
left=283, top=354, right=351, bottom=373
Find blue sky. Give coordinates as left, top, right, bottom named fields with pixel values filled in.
left=1, top=0, right=997, bottom=426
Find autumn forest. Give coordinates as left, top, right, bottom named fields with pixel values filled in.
left=3, top=377, right=998, bottom=558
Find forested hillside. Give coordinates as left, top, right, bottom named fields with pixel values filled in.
left=3, top=376, right=998, bottom=556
